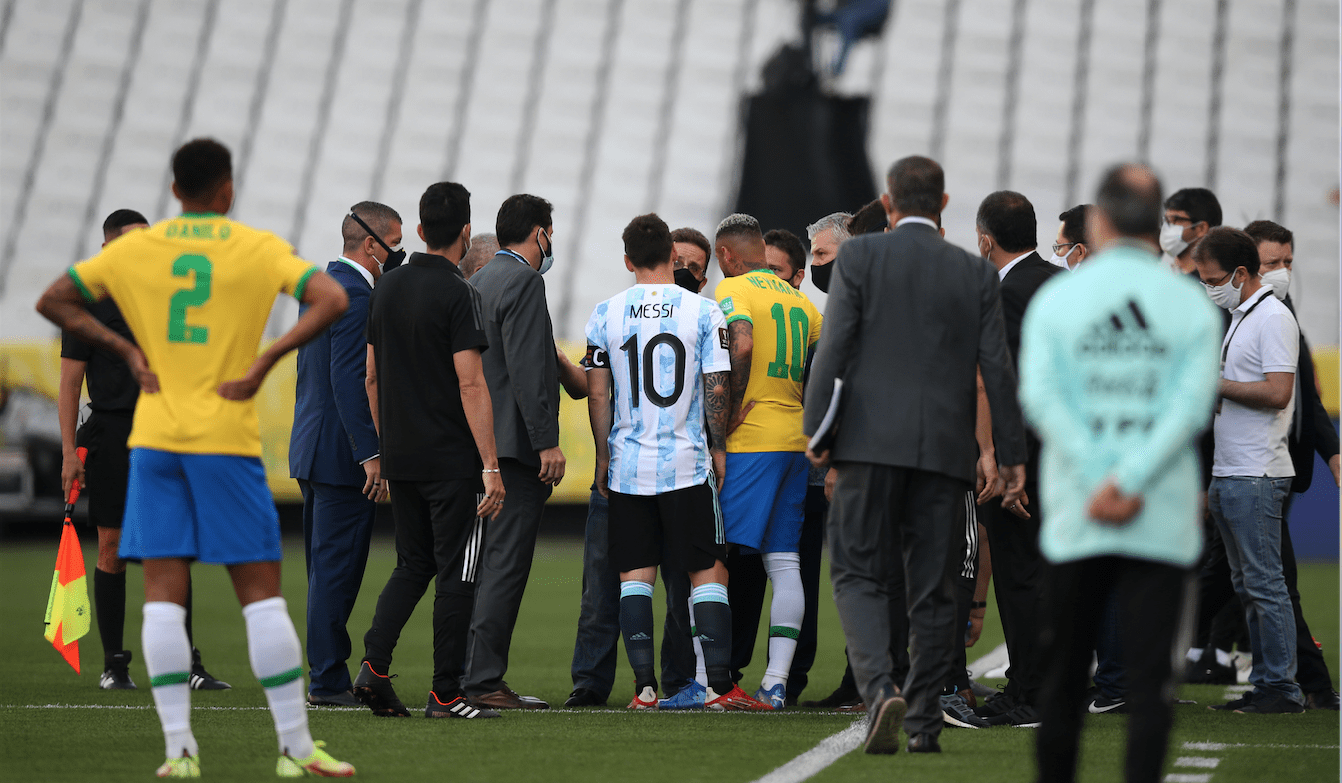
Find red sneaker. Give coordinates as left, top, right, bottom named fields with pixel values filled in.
left=628, top=685, right=659, bottom=710
left=706, top=684, right=771, bottom=711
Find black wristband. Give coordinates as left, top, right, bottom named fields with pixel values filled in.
left=970, top=601, right=988, bottom=610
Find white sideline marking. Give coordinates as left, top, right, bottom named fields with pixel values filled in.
left=1183, top=741, right=1340, bottom=751
left=752, top=717, right=867, bottom=783
left=1163, top=775, right=1211, bottom=783
left=1174, top=756, right=1221, bottom=768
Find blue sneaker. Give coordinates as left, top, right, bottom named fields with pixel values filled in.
left=755, top=683, right=786, bottom=710
left=658, top=680, right=707, bottom=710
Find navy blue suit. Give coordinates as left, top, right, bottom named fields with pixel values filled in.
left=290, top=259, right=380, bottom=697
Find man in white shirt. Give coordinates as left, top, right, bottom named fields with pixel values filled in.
left=1192, top=226, right=1304, bottom=714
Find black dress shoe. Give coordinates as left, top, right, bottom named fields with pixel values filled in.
left=564, top=687, right=607, bottom=707
left=307, top=690, right=361, bottom=707
left=907, top=733, right=942, bottom=753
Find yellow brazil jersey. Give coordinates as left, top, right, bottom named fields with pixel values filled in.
left=715, top=268, right=823, bottom=453
left=68, top=213, right=316, bottom=457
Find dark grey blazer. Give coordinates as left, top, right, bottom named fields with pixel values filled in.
left=469, top=251, right=560, bottom=467
left=802, top=221, right=1028, bottom=483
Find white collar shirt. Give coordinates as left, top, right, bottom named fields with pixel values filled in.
left=895, top=216, right=937, bottom=230
left=1213, top=287, right=1299, bottom=477
left=997, top=251, right=1034, bottom=281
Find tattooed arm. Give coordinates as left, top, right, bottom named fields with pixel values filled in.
left=726, top=320, right=754, bottom=435
left=703, top=370, right=730, bottom=491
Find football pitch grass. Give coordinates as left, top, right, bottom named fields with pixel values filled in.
left=1, top=535, right=1337, bottom=782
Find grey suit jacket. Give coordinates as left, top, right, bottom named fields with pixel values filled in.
left=469, top=251, right=560, bottom=467
left=802, top=222, right=1027, bottom=483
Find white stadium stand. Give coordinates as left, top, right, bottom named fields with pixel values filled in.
left=0, top=0, right=1337, bottom=348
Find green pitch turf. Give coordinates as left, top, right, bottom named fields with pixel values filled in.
left=0, top=535, right=1336, bottom=782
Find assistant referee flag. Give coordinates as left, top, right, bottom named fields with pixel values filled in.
left=44, top=450, right=90, bottom=673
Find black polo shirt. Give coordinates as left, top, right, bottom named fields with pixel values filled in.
left=367, top=251, right=489, bottom=481
left=60, top=299, right=138, bottom=415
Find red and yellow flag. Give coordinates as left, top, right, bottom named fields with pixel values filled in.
left=44, top=447, right=90, bottom=673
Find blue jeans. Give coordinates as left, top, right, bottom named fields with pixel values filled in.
left=569, top=489, right=694, bottom=699
left=1208, top=476, right=1303, bottom=704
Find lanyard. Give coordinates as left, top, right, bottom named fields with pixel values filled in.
left=1221, top=291, right=1270, bottom=366
left=498, top=249, right=529, bottom=267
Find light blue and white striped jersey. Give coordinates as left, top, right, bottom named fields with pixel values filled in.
left=584, top=284, right=731, bottom=496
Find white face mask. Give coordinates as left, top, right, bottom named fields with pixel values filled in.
left=1049, top=244, right=1079, bottom=269
left=1206, top=268, right=1244, bottom=310
left=1261, top=267, right=1290, bottom=300
left=1159, top=222, right=1189, bottom=258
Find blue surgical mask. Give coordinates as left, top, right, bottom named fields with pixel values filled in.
left=537, top=229, right=555, bottom=275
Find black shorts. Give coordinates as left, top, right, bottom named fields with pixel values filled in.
left=75, top=412, right=132, bottom=529
left=607, top=481, right=726, bottom=574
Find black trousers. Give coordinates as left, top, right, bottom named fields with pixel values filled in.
left=1036, top=557, right=1193, bottom=783
left=464, top=459, right=552, bottom=695
left=829, top=462, right=968, bottom=737
left=983, top=474, right=1046, bottom=704
left=362, top=477, right=483, bottom=697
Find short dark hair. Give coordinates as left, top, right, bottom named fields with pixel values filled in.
left=622, top=213, right=673, bottom=270
left=343, top=201, right=402, bottom=252
left=1193, top=226, right=1260, bottom=277
left=1243, top=219, right=1294, bottom=249
left=886, top=156, right=943, bottom=216
left=847, top=199, right=888, bottom=236
left=976, top=191, right=1037, bottom=253
left=102, top=209, right=148, bottom=241
left=1095, top=164, right=1162, bottom=237
left=1058, top=204, right=1091, bottom=245
left=171, top=138, right=232, bottom=200
left=714, top=213, right=762, bottom=243
left=670, top=227, right=711, bottom=263
left=496, top=194, right=553, bottom=247
left=764, top=228, right=806, bottom=274
left=1164, top=187, right=1222, bottom=228
left=419, top=182, right=471, bottom=250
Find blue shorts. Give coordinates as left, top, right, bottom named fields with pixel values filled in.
left=119, top=448, right=282, bottom=565
left=718, top=452, right=809, bottom=553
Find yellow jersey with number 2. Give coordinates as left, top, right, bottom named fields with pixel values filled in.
left=68, top=213, right=317, bottom=457
left=715, top=268, right=823, bottom=453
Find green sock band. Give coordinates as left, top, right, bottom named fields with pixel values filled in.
left=258, top=666, right=303, bottom=689
left=150, top=671, right=190, bottom=687
left=769, top=625, right=800, bottom=640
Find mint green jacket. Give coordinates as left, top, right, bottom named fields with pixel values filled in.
left=1018, top=241, right=1222, bottom=567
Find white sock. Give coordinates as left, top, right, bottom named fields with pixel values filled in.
left=1186, top=647, right=1203, bottom=663
left=761, top=551, right=804, bottom=691
left=142, top=601, right=197, bottom=759
left=688, top=598, right=707, bottom=687
left=242, top=597, right=314, bottom=759
left=1214, top=648, right=1234, bottom=668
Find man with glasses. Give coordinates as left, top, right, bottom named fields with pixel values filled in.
left=1161, top=188, right=1221, bottom=274
left=1192, top=227, right=1304, bottom=714
left=290, top=202, right=401, bottom=707
left=1050, top=205, right=1091, bottom=271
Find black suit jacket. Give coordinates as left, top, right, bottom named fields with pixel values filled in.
left=999, top=251, right=1064, bottom=365
left=1284, top=295, right=1340, bottom=492
left=468, top=252, right=560, bottom=467
left=803, top=222, right=1027, bottom=483
left=998, top=252, right=1063, bottom=469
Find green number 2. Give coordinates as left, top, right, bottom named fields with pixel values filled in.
left=766, top=302, right=809, bottom=381
left=168, top=254, right=212, bottom=343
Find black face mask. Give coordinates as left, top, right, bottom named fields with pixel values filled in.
left=811, top=261, right=833, bottom=293
left=674, top=267, right=702, bottom=293
left=347, top=209, right=405, bottom=272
